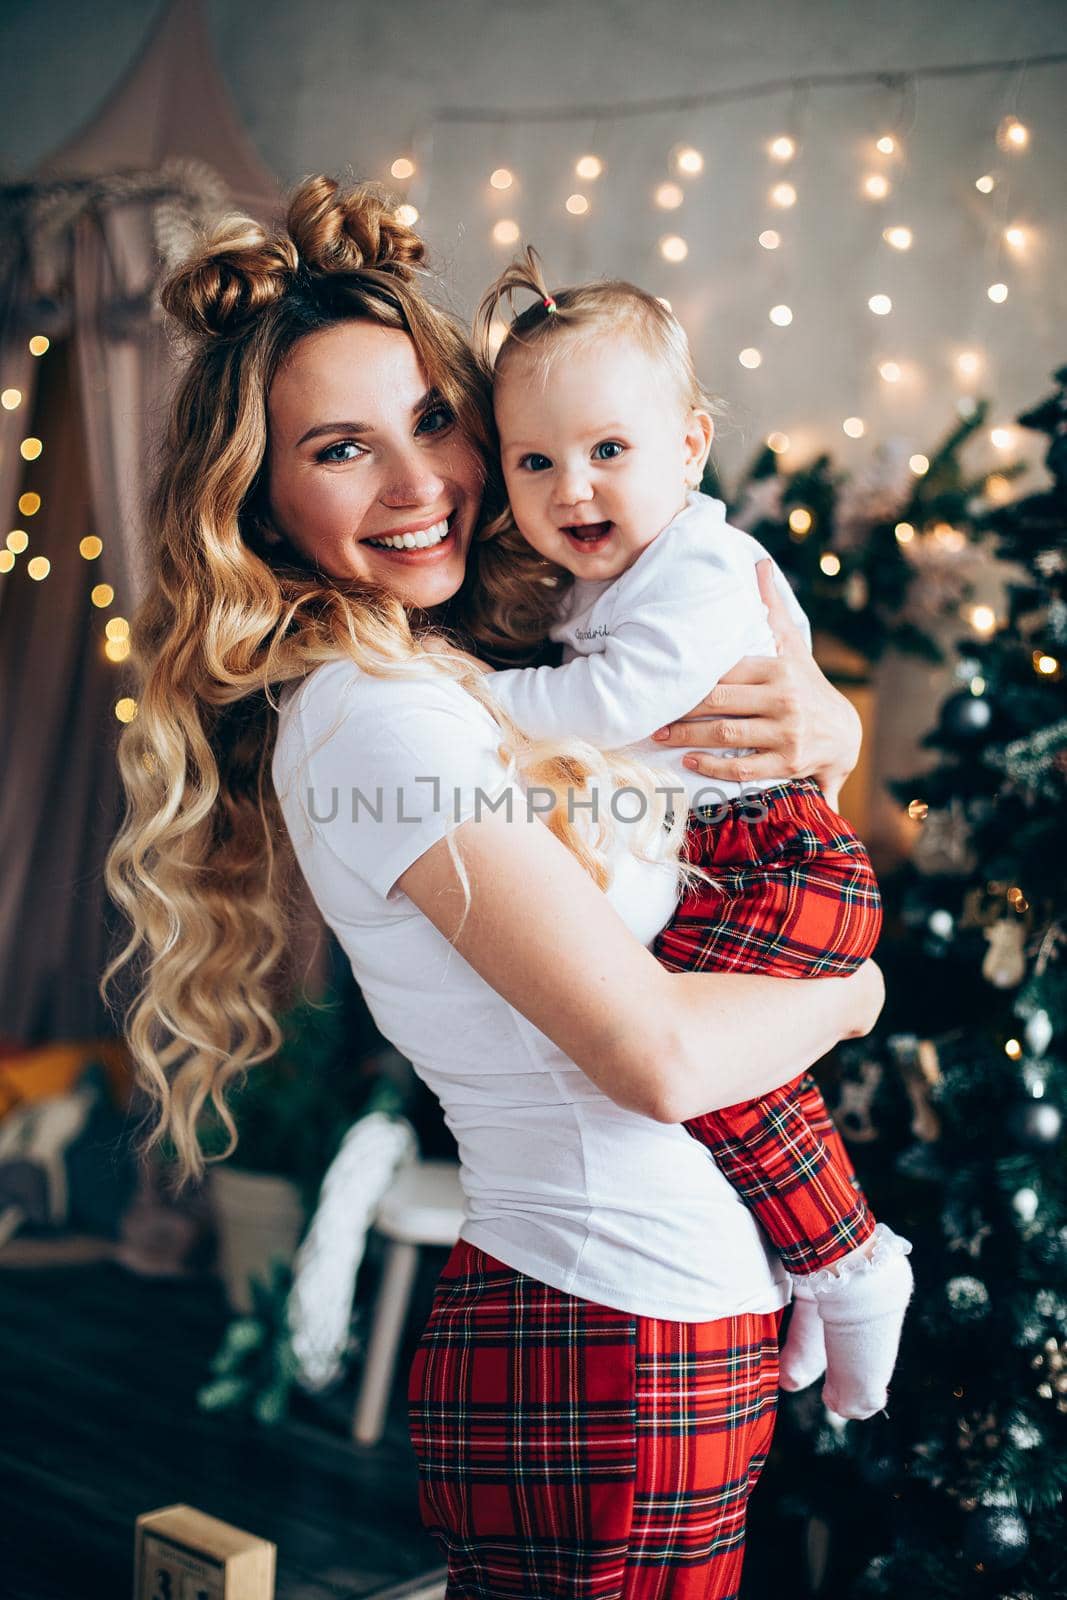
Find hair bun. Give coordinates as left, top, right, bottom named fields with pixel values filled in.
left=286, top=175, right=426, bottom=282
left=160, top=217, right=299, bottom=339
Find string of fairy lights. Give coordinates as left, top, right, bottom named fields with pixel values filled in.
left=0, top=52, right=1063, bottom=729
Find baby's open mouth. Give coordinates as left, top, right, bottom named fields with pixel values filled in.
left=563, top=521, right=613, bottom=547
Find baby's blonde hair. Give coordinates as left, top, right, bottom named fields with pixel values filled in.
left=475, top=245, right=715, bottom=417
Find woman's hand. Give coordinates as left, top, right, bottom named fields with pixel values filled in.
left=650, top=559, right=862, bottom=809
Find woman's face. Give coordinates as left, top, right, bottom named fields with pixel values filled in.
left=266, top=320, right=484, bottom=610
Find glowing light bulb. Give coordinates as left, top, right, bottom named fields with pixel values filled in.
left=975, top=173, right=996, bottom=194
left=883, top=225, right=912, bottom=250
left=115, top=697, right=138, bottom=723
left=788, top=508, right=813, bottom=534
left=79, top=536, right=103, bottom=560
left=394, top=204, right=419, bottom=226
left=766, top=432, right=790, bottom=455
left=26, top=556, right=49, bottom=580
left=876, top=134, right=897, bottom=155
left=489, top=167, right=514, bottom=190
left=105, top=616, right=130, bottom=640
left=18, top=493, right=41, bottom=516
left=758, top=229, right=781, bottom=250
left=28, top=336, right=49, bottom=356
left=868, top=294, right=892, bottom=316
left=990, top=427, right=1014, bottom=449
left=91, top=584, right=114, bottom=607
left=770, top=182, right=796, bottom=208
left=985, top=473, right=1012, bottom=503
left=907, top=799, right=928, bottom=820
left=894, top=522, right=915, bottom=544
left=105, top=637, right=131, bottom=662
left=842, top=417, right=865, bottom=438
left=987, top=282, right=1009, bottom=304
left=998, top=116, right=1030, bottom=151
left=655, top=181, right=684, bottom=210
left=769, top=135, right=795, bottom=161
left=20, top=437, right=43, bottom=460
left=659, top=234, right=688, bottom=262
left=820, top=552, right=842, bottom=575
left=0, top=551, right=14, bottom=572
left=909, top=454, right=929, bottom=476
left=738, top=347, right=762, bottom=369
left=6, top=530, right=28, bottom=553
left=968, top=604, right=996, bottom=635
left=675, top=146, right=704, bottom=176
left=956, top=351, right=981, bottom=377
left=1, top=388, right=21, bottom=409
left=769, top=303, right=793, bottom=326
left=492, top=219, right=521, bottom=246
left=863, top=173, right=890, bottom=200
left=390, top=157, right=416, bottom=180
left=1004, top=224, right=1027, bottom=250
left=575, top=155, right=603, bottom=180
left=565, top=193, right=589, bottom=216
left=879, top=361, right=902, bottom=383
left=1035, top=653, right=1059, bottom=675
left=1005, top=1038, right=1023, bottom=1060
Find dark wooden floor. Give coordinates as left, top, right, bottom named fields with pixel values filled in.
left=0, top=1254, right=448, bottom=1600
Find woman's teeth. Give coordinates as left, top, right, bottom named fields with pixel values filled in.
left=366, top=517, right=450, bottom=550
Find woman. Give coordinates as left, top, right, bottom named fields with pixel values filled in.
left=102, top=176, right=882, bottom=1599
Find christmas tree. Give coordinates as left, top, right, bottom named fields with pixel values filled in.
left=742, top=372, right=1067, bottom=1600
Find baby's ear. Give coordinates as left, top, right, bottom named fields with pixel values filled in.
left=684, top=408, right=715, bottom=483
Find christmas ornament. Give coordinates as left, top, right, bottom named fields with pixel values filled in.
left=912, top=798, right=976, bottom=876
left=1008, top=1101, right=1062, bottom=1149
left=889, top=1035, right=941, bottom=1142
left=961, top=1505, right=1030, bottom=1570
left=833, top=1057, right=882, bottom=1143
left=1031, top=1336, right=1067, bottom=1412
left=982, top=919, right=1027, bottom=988
left=946, top=1274, right=992, bottom=1321
left=940, top=690, right=993, bottom=742
left=1023, top=1009, right=1053, bottom=1056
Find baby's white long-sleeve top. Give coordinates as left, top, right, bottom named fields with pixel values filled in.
left=486, top=490, right=815, bottom=806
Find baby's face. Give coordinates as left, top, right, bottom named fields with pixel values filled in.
left=494, top=333, right=707, bottom=581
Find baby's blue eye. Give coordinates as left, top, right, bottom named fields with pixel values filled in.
left=519, top=453, right=553, bottom=472
left=594, top=440, right=624, bottom=460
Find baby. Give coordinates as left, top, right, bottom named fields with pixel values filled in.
left=476, top=250, right=914, bottom=1420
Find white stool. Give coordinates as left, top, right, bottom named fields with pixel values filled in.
left=352, top=1158, right=465, bottom=1445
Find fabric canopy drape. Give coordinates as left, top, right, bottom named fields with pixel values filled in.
left=0, top=0, right=315, bottom=1044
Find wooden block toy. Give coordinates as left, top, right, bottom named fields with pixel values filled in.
left=134, top=1504, right=276, bottom=1600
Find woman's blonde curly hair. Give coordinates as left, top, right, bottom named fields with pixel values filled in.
left=101, top=177, right=695, bottom=1192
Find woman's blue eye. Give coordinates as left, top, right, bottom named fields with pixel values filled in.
left=417, top=403, right=454, bottom=434
left=594, top=440, right=624, bottom=460
left=317, top=440, right=364, bottom=463
left=519, top=453, right=553, bottom=472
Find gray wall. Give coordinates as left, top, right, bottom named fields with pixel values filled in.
left=3, top=0, right=1065, bottom=482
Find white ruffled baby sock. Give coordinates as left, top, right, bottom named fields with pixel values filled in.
left=812, top=1222, right=915, bottom=1420
left=779, top=1274, right=827, bottom=1392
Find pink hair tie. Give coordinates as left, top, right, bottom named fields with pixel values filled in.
left=543, top=294, right=558, bottom=314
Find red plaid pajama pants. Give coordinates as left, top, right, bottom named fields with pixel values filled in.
left=653, top=776, right=882, bottom=1275
left=408, top=1241, right=782, bottom=1598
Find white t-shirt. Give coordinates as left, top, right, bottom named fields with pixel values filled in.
left=272, top=657, right=789, bottom=1322
left=487, top=490, right=814, bottom=807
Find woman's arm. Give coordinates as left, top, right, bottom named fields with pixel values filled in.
left=396, top=802, right=883, bottom=1125
left=650, top=559, right=861, bottom=810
